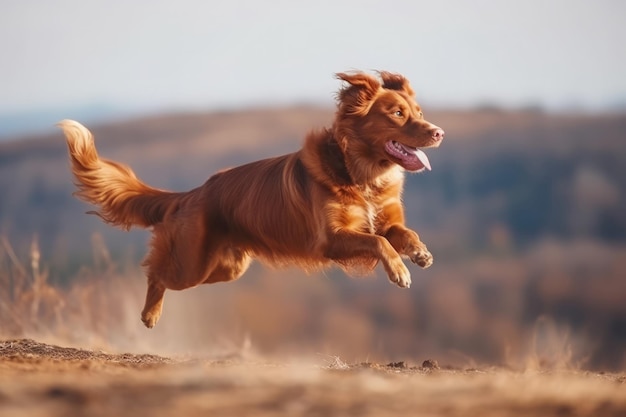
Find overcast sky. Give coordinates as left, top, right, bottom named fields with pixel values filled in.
left=1, top=0, right=625, bottom=115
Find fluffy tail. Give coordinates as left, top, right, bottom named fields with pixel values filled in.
left=58, top=120, right=180, bottom=230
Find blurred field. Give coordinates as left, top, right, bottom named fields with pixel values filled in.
left=1, top=338, right=625, bottom=417
left=0, top=106, right=625, bottom=415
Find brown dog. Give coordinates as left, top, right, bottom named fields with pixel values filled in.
left=59, top=71, right=444, bottom=328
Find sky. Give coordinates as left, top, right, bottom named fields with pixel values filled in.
left=1, top=0, right=625, bottom=121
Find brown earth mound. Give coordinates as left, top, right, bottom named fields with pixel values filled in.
left=1, top=339, right=625, bottom=417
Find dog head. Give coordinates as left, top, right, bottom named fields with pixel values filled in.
left=334, top=71, right=444, bottom=175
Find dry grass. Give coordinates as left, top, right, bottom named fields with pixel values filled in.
left=0, top=234, right=141, bottom=347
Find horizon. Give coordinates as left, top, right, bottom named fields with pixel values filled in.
left=2, top=100, right=626, bottom=142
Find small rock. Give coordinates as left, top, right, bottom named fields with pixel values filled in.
left=422, top=359, right=439, bottom=370
left=386, top=361, right=407, bottom=369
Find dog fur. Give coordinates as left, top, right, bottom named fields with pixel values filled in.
left=58, top=70, right=444, bottom=328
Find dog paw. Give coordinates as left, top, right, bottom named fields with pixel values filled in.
left=141, top=311, right=160, bottom=329
left=409, top=247, right=433, bottom=269
left=386, top=259, right=412, bottom=288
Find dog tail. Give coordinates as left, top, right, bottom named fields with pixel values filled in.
left=58, top=120, right=180, bottom=230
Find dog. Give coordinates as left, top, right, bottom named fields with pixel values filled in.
left=58, top=71, right=444, bottom=328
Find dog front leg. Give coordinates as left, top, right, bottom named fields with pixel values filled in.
left=384, top=224, right=433, bottom=269
left=324, top=230, right=411, bottom=288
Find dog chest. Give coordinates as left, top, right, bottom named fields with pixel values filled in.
left=326, top=195, right=381, bottom=234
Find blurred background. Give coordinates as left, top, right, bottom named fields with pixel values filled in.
left=1, top=1, right=625, bottom=370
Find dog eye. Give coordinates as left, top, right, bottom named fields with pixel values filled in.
left=393, top=110, right=403, bottom=117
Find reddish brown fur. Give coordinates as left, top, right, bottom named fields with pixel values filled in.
left=58, top=71, right=444, bottom=328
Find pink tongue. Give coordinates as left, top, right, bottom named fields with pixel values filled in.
left=414, top=149, right=431, bottom=171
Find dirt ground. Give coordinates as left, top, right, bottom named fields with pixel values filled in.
left=0, top=339, right=624, bottom=417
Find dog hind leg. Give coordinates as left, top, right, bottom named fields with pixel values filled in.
left=139, top=222, right=211, bottom=328
left=202, top=247, right=251, bottom=284
left=140, top=226, right=250, bottom=328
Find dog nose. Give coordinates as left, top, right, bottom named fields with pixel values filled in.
left=432, top=128, right=444, bottom=141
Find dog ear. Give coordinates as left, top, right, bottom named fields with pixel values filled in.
left=335, top=72, right=381, bottom=116
left=379, top=71, right=415, bottom=96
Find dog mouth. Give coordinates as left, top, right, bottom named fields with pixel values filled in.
left=384, top=140, right=431, bottom=172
